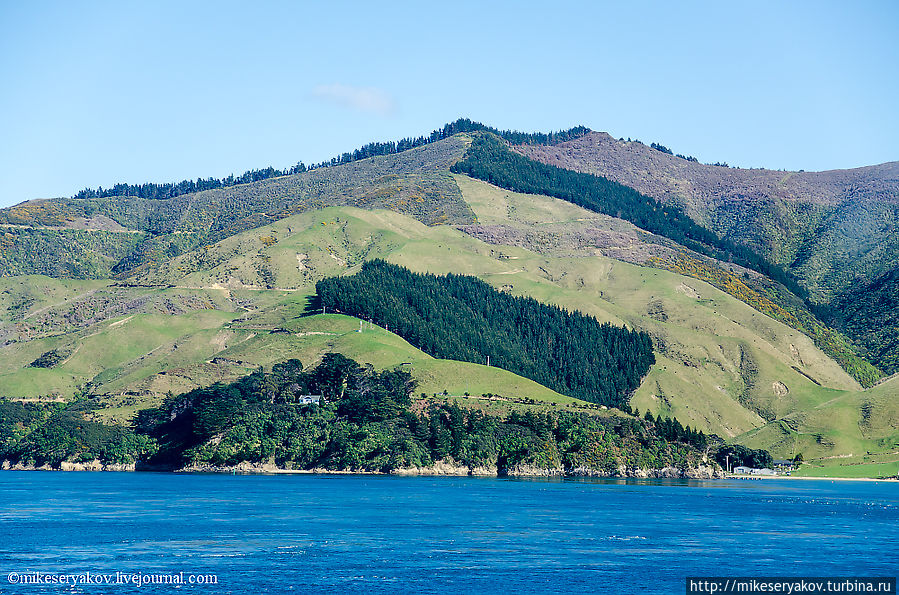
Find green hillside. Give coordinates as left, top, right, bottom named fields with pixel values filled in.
left=737, top=375, right=899, bottom=478
left=0, top=136, right=474, bottom=279
left=0, top=302, right=577, bottom=424
left=452, top=132, right=881, bottom=386
left=826, top=269, right=899, bottom=374
left=516, top=132, right=899, bottom=304
left=0, top=196, right=867, bottom=445
left=454, top=179, right=898, bottom=477
left=0, top=227, right=145, bottom=279
left=0, top=123, right=896, bottom=477
left=1, top=125, right=883, bottom=382
left=516, top=132, right=899, bottom=374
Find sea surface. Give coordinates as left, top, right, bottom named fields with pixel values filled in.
left=1, top=473, right=896, bottom=593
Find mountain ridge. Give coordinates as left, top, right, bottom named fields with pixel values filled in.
left=516, top=131, right=899, bottom=302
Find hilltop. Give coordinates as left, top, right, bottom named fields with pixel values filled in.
left=0, top=136, right=473, bottom=279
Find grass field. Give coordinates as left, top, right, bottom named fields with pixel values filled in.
left=793, top=461, right=899, bottom=479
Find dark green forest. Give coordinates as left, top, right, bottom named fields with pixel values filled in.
left=137, top=354, right=709, bottom=473
left=451, top=132, right=809, bottom=301
left=642, top=410, right=707, bottom=447
left=314, top=260, right=655, bottom=407
left=0, top=399, right=155, bottom=466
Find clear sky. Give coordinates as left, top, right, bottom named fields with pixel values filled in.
left=1, top=1, right=897, bottom=207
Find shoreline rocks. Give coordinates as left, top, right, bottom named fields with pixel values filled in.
left=1, top=459, right=137, bottom=472
left=1, top=458, right=723, bottom=479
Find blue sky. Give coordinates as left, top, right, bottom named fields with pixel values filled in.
left=1, top=1, right=897, bottom=207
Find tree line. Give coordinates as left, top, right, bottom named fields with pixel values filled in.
left=72, top=119, right=591, bottom=202
left=641, top=410, right=707, bottom=448
left=73, top=165, right=310, bottom=201
left=314, top=260, right=655, bottom=408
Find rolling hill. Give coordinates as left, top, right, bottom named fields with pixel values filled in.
left=0, top=121, right=896, bottom=477
left=0, top=189, right=884, bottom=470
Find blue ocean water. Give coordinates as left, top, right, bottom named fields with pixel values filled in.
left=0, top=473, right=896, bottom=593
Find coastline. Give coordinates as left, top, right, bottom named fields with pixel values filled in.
left=177, top=460, right=725, bottom=479
left=2, top=459, right=724, bottom=479
left=2, top=467, right=895, bottom=482
left=4, top=460, right=895, bottom=481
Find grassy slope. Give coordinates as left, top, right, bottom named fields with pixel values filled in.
left=515, top=134, right=899, bottom=377
left=1, top=179, right=894, bottom=475
left=454, top=177, right=858, bottom=385
left=0, top=273, right=575, bottom=424
left=0, top=276, right=110, bottom=323
left=451, top=177, right=898, bottom=477
left=0, top=137, right=473, bottom=279
left=136, top=185, right=862, bottom=443
left=738, top=375, right=899, bottom=478
left=1, top=200, right=860, bottom=406
left=0, top=309, right=237, bottom=399
left=516, top=133, right=899, bottom=303
left=451, top=143, right=881, bottom=388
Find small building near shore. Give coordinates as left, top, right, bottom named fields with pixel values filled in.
left=750, top=467, right=775, bottom=476
left=732, top=466, right=776, bottom=475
